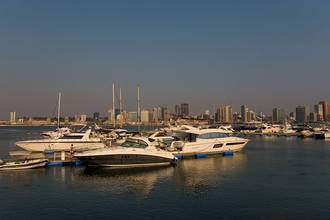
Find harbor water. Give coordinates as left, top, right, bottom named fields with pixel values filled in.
left=0, top=126, right=330, bottom=219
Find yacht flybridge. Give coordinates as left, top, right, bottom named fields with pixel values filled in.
left=166, top=125, right=248, bottom=157
left=74, top=137, right=177, bottom=167
left=15, top=129, right=105, bottom=152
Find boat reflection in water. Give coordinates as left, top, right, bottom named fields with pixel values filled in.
left=79, top=166, right=174, bottom=197
left=78, top=153, right=248, bottom=197
left=173, top=153, right=248, bottom=196
left=0, top=153, right=248, bottom=198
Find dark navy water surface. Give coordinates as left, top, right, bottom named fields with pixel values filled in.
left=0, top=126, right=330, bottom=219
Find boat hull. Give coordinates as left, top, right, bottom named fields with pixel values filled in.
left=75, top=154, right=176, bottom=167
left=172, top=138, right=248, bottom=156
left=0, top=159, right=48, bottom=170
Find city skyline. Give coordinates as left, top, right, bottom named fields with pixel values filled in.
left=1, top=1, right=330, bottom=119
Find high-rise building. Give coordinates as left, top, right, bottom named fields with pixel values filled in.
left=272, top=108, right=286, bottom=123
left=319, top=101, right=328, bottom=121
left=80, top=115, right=87, bottom=122
left=10, top=112, right=16, bottom=124
left=128, top=112, right=137, bottom=123
left=163, top=108, right=169, bottom=122
left=216, top=105, right=233, bottom=123
left=157, top=107, right=162, bottom=121
left=247, top=110, right=256, bottom=122
left=93, top=112, right=100, bottom=121
left=181, top=103, right=189, bottom=117
left=151, top=107, right=159, bottom=123
left=75, top=114, right=81, bottom=122
left=314, top=104, right=323, bottom=121
left=241, top=105, right=247, bottom=123
left=175, top=104, right=180, bottom=116
left=141, top=109, right=150, bottom=123
left=309, top=112, right=317, bottom=122
left=296, top=106, right=310, bottom=123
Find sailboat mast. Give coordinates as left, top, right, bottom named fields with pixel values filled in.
left=119, top=86, right=122, bottom=114
left=57, top=92, right=61, bottom=128
left=137, top=85, right=141, bottom=124
left=112, top=83, right=116, bottom=128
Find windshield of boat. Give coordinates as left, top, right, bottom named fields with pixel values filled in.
left=120, top=139, right=149, bottom=148
left=197, top=132, right=229, bottom=139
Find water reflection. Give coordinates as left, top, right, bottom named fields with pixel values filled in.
left=78, top=166, right=174, bottom=197
left=74, top=153, right=248, bottom=197
left=0, top=153, right=248, bottom=198
left=174, top=153, right=248, bottom=196
left=0, top=168, right=46, bottom=191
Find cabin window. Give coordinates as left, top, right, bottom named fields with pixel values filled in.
left=59, top=135, right=83, bottom=139
left=120, top=139, right=148, bottom=148
left=226, top=142, right=245, bottom=146
left=213, top=144, right=223, bottom=148
left=198, top=132, right=229, bottom=139
left=188, top=133, right=197, bottom=142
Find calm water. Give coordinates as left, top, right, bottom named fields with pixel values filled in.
left=0, top=126, right=330, bottom=219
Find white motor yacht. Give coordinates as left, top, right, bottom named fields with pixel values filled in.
left=74, top=137, right=177, bottom=167
left=167, top=126, right=248, bottom=157
left=259, top=123, right=281, bottom=134
left=15, top=129, right=105, bottom=152
left=41, top=127, right=72, bottom=139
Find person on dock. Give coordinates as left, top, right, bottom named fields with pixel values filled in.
left=70, top=144, right=74, bottom=155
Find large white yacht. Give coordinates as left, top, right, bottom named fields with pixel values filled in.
left=15, top=129, right=105, bottom=152
left=74, top=137, right=177, bottom=167
left=166, top=126, right=248, bottom=157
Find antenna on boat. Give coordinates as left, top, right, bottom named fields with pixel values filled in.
left=119, top=85, right=123, bottom=128
left=119, top=85, right=122, bottom=114
left=137, top=84, right=141, bottom=131
left=57, top=92, right=61, bottom=128
left=112, top=83, right=116, bottom=128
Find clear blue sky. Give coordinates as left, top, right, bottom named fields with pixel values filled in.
left=0, top=0, right=329, bottom=119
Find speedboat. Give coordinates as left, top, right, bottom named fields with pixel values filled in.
left=0, top=159, right=48, bottom=170
left=74, top=137, right=177, bottom=167
left=315, top=129, right=330, bottom=139
left=15, top=129, right=105, bottom=152
left=300, top=130, right=314, bottom=138
left=165, top=125, right=248, bottom=157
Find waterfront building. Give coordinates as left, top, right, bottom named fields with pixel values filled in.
left=296, top=106, right=310, bottom=123
left=128, top=112, right=137, bottom=123
left=241, top=105, right=247, bottom=123
left=314, top=104, right=323, bottom=121
left=157, top=107, right=163, bottom=121
left=309, top=112, right=317, bottom=122
left=319, top=101, right=328, bottom=121
left=10, top=112, right=16, bottom=124
left=152, top=107, right=159, bottom=123
left=80, top=115, right=87, bottom=122
left=64, top=116, right=69, bottom=123
left=46, top=117, right=51, bottom=124
left=141, top=109, right=150, bottom=123
left=75, top=114, right=80, bottom=122
left=272, top=108, right=286, bottom=123
left=175, top=105, right=180, bottom=116
left=216, top=105, right=233, bottom=123
left=247, top=110, right=256, bottom=122
left=181, top=103, right=189, bottom=117
left=163, top=107, right=169, bottom=122
left=289, top=112, right=296, bottom=121
left=93, top=112, right=100, bottom=121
